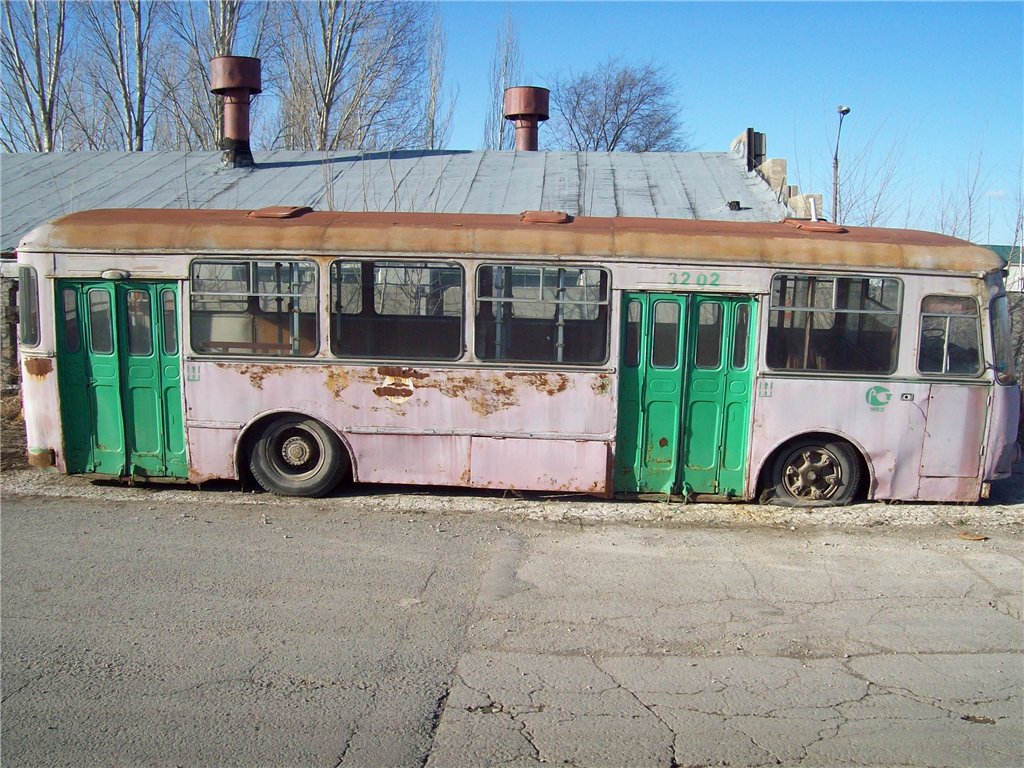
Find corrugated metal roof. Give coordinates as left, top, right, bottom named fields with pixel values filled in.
left=0, top=148, right=792, bottom=256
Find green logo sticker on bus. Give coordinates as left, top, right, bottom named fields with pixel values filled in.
left=865, top=385, right=892, bottom=411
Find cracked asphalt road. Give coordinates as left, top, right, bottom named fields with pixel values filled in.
left=1, top=479, right=1022, bottom=767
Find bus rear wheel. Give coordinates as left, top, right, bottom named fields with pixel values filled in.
left=771, top=438, right=861, bottom=506
left=249, top=415, right=346, bottom=497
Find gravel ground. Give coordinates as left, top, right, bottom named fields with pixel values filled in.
left=2, top=464, right=1022, bottom=533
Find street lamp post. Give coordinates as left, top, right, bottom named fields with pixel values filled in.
left=832, top=105, right=851, bottom=223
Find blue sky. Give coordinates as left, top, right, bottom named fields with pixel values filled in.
left=439, top=1, right=1024, bottom=244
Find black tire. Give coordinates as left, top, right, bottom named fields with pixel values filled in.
left=249, top=415, right=346, bottom=497
left=770, top=438, right=861, bottom=507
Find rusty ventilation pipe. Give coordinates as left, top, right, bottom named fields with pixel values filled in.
left=210, top=56, right=262, bottom=168
left=503, top=86, right=549, bottom=151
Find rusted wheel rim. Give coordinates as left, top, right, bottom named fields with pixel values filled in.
left=781, top=448, right=842, bottom=501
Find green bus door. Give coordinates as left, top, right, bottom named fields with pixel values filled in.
left=614, top=294, right=688, bottom=494
left=614, top=293, right=754, bottom=496
left=56, top=280, right=186, bottom=478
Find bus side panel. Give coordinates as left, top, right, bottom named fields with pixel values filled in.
left=468, top=437, right=610, bottom=494
left=181, top=361, right=617, bottom=492
left=919, top=385, right=988, bottom=477
left=346, top=434, right=610, bottom=494
left=915, top=475, right=985, bottom=503
left=983, top=383, right=1021, bottom=480
left=20, top=354, right=64, bottom=471
left=18, top=253, right=63, bottom=471
left=749, top=377, right=934, bottom=501
left=186, top=426, right=241, bottom=484
left=344, top=434, right=471, bottom=487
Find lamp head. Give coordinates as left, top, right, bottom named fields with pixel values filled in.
left=837, top=105, right=851, bottom=116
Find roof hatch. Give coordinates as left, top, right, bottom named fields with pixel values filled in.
left=520, top=210, right=572, bottom=224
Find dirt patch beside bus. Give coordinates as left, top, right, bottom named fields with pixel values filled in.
left=1, top=390, right=27, bottom=470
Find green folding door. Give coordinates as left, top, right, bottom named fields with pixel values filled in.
left=56, top=280, right=186, bottom=478
left=615, top=292, right=754, bottom=496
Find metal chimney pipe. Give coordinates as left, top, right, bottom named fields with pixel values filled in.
left=503, top=86, right=549, bottom=151
left=210, top=56, right=262, bottom=168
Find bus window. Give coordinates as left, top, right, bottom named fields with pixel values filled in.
left=62, top=289, right=80, bottom=352
left=161, top=290, right=178, bottom=356
left=190, top=260, right=317, bottom=356
left=732, top=304, right=750, bottom=369
left=624, top=300, right=642, bottom=367
left=476, top=264, right=609, bottom=365
left=126, top=290, right=152, bottom=356
left=650, top=301, right=679, bottom=368
left=88, top=290, right=114, bottom=354
left=17, top=266, right=40, bottom=347
left=918, top=295, right=982, bottom=376
left=695, top=302, right=723, bottom=369
left=330, top=260, right=463, bottom=360
left=767, top=274, right=900, bottom=373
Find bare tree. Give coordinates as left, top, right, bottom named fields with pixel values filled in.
left=277, top=0, right=432, bottom=152
left=936, top=151, right=987, bottom=242
left=547, top=58, right=690, bottom=152
left=834, top=129, right=909, bottom=228
left=482, top=7, right=521, bottom=150
left=421, top=10, right=455, bottom=150
left=0, top=0, right=70, bottom=151
left=70, top=0, right=164, bottom=151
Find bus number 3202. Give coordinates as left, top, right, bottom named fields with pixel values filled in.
left=668, top=271, right=720, bottom=287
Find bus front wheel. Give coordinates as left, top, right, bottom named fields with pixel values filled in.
left=770, top=438, right=861, bottom=506
left=249, top=415, right=346, bottom=497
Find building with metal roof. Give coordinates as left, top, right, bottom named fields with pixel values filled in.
left=1, top=144, right=809, bottom=258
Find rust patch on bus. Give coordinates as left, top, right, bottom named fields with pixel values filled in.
left=27, top=447, right=56, bottom=468
left=503, top=371, right=568, bottom=395
left=592, top=374, right=612, bottom=396
left=325, top=368, right=350, bottom=399
left=411, top=373, right=516, bottom=416
left=378, top=366, right=429, bottom=380
left=24, top=357, right=53, bottom=378
left=412, top=371, right=580, bottom=416
left=214, top=363, right=280, bottom=390
left=188, top=468, right=224, bottom=485
left=373, top=384, right=415, bottom=400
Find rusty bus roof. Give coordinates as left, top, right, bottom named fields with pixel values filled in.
left=18, top=207, right=1003, bottom=274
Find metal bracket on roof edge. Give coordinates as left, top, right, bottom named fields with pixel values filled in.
left=520, top=210, right=573, bottom=224
left=783, top=218, right=848, bottom=234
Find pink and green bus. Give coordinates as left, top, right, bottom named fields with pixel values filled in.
left=15, top=207, right=1020, bottom=505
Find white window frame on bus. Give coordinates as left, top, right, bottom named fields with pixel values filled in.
left=765, top=272, right=903, bottom=375
left=474, top=262, right=611, bottom=366
left=189, top=258, right=319, bottom=357
left=328, top=258, right=466, bottom=362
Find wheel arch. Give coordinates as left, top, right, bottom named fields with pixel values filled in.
left=755, top=430, right=873, bottom=501
left=234, top=409, right=356, bottom=486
